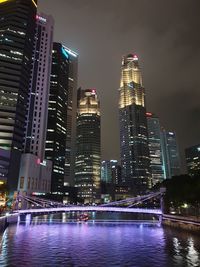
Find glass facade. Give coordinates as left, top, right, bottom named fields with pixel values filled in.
left=119, top=54, right=151, bottom=194
left=24, top=13, right=54, bottom=161
left=161, top=129, right=181, bottom=178
left=75, top=88, right=101, bottom=203
left=0, top=0, right=37, bottom=192
left=146, top=113, right=164, bottom=186
left=62, top=46, right=78, bottom=186
left=101, top=160, right=121, bottom=184
left=45, top=43, right=69, bottom=194
left=185, top=144, right=200, bottom=176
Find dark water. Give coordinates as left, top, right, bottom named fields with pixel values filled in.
left=0, top=213, right=200, bottom=267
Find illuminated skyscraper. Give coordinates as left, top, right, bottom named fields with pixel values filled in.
left=45, top=43, right=69, bottom=194
left=101, top=160, right=121, bottom=184
left=63, top=46, right=78, bottom=187
left=0, top=0, right=37, bottom=192
left=185, top=144, right=200, bottom=176
left=146, top=112, right=164, bottom=186
left=17, top=13, right=54, bottom=196
left=161, top=129, right=181, bottom=178
left=119, top=54, right=150, bottom=194
left=75, top=88, right=101, bottom=203
left=24, top=13, right=54, bottom=160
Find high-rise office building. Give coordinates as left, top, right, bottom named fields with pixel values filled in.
left=63, top=46, right=78, bottom=187
left=146, top=112, right=164, bottom=186
left=75, top=88, right=101, bottom=203
left=185, top=144, right=200, bottom=176
left=101, top=160, right=121, bottom=184
left=17, top=13, right=54, bottom=196
left=0, top=0, right=37, bottom=192
left=45, top=42, right=69, bottom=194
left=101, top=160, right=121, bottom=202
left=119, top=54, right=150, bottom=194
left=24, top=13, right=54, bottom=160
left=161, top=129, right=181, bottom=178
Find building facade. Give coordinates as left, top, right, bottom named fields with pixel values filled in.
left=0, top=148, right=10, bottom=186
left=161, top=129, right=181, bottom=178
left=101, top=160, right=121, bottom=184
left=146, top=112, right=164, bottom=186
left=101, top=160, right=121, bottom=202
left=185, top=144, right=200, bottom=176
left=75, top=88, right=101, bottom=203
left=24, top=13, right=54, bottom=160
left=63, top=46, right=78, bottom=187
left=0, top=0, right=37, bottom=192
left=119, top=54, right=151, bottom=194
left=17, top=154, right=52, bottom=195
left=45, top=43, right=69, bottom=195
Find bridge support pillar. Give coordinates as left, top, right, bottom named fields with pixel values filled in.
left=19, top=214, right=32, bottom=225
left=160, top=188, right=166, bottom=213
left=160, top=196, right=164, bottom=214
left=160, top=187, right=166, bottom=224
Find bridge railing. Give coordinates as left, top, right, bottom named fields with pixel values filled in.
left=16, top=206, right=162, bottom=215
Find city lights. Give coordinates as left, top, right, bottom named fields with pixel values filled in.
left=0, top=0, right=199, bottom=266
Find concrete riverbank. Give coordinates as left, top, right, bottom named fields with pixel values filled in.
left=162, top=214, right=200, bottom=232
left=0, top=214, right=18, bottom=233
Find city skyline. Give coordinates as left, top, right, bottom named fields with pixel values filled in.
left=0, top=2, right=199, bottom=266
left=38, top=0, right=200, bottom=172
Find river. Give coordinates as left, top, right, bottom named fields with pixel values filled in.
left=0, top=213, right=199, bottom=267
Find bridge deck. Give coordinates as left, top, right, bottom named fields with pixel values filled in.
left=16, top=206, right=162, bottom=215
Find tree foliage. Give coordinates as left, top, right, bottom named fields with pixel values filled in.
left=160, top=175, right=200, bottom=212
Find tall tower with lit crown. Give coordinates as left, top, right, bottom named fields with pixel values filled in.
left=119, top=54, right=151, bottom=194
left=75, top=88, right=101, bottom=203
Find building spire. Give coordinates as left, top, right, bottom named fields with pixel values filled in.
left=119, top=54, right=145, bottom=108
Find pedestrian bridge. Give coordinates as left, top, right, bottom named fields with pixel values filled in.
left=17, top=206, right=162, bottom=215
left=13, top=189, right=165, bottom=216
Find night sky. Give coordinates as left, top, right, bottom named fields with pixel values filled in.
left=39, top=0, right=200, bottom=171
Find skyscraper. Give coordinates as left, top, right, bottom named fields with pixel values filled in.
left=101, top=160, right=121, bottom=201
left=161, top=129, right=181, bottom=178
left=101, top=160, right=121, bottom=184
left=24, top=13, right=54, bottom=160
left=45, top=42, right=69, bottom=195
left=17, top=13, right=54, bottom=196
left=0, top=0, right=37, bottom=192
left=146, top=112, right=164, bottom=186
left=185, top=144, right=200, bottom=176
left=119, top=54, right=150, bottom=194
left=75, top=88, right=101, bottom=203
left=63, top=46, right=78, bottom=187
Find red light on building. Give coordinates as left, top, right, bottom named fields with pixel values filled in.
left=146, top=112, right=152, bottom=117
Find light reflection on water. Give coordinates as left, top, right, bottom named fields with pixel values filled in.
left=0, top=213, right=199, bottom=267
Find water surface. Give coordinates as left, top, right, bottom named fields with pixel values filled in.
left=0, top=213, right=199, bottom=267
